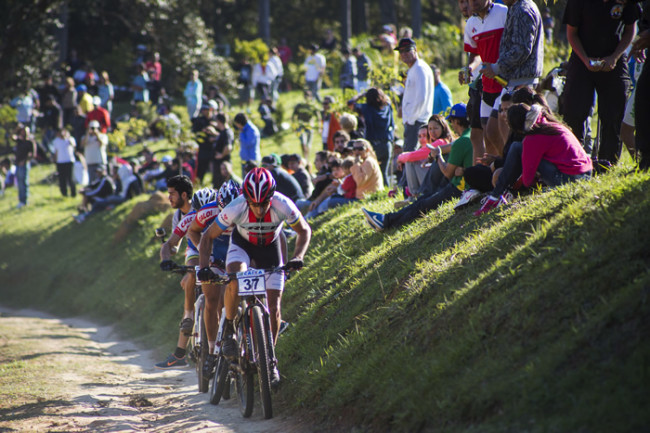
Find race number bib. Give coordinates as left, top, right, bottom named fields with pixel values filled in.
left=237, top=269, right=266, bottom=295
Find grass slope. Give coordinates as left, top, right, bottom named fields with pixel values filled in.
left=1, top=117, right=648, bottom=431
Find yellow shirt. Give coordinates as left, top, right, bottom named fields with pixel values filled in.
left=351, top=157, right=384, bottom=199
left=79, top=93, right=94, bottom=114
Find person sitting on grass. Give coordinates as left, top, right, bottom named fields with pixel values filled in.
left=305, top=157, right=357, bottom=218
left=474, top=102, right=593, bottom=215
left=361, top=103, right=473, bottom=231
left=74, top=165, right=115, bottom=222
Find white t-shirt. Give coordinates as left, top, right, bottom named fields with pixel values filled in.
left=402, top=58, right=434, bottom=125
left=304, top=53, right=326, bottom=82
left=52, top=136, right=76, bottom=163
left=83, top=133, right=108, bottom=165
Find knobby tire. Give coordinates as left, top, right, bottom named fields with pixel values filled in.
left=236, top=315, right=254, bottom=417
left=210, top=355, right=230, bottom=405
left=197, top=311, right=210, bottom=393
left=253, top=305, right=273, bottom=419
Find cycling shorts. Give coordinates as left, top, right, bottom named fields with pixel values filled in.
left=226, top=229, right=284, bottom=291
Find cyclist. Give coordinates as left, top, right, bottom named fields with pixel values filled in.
left=197, top=167, right=311, bottom=386
left=155, top=175, right=194, bottom=369
left=187, top=180, right=241, bottom=378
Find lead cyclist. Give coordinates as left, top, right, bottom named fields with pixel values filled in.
left=197, top=167, right=311, bottom=386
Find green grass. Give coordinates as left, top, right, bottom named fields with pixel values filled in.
left=1, top=84, right=649, bottom=431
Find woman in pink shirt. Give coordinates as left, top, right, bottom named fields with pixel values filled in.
left=510, top=103, right=592, bottom=187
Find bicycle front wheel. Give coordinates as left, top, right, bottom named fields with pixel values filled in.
left=210, top=355, right=229, bottom=405
left=235, top=317, right=254, bottom=417
left=196, top=312, right=209, bottom=393
left=252, top=305, right=273, bottom=419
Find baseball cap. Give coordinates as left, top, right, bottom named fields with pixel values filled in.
left=92, top=96, right=102, bottom=106
left=261, top=153, right=281, bottom=166
left=76, top=84, right=87, bottom=92
left=446, top=103, right=468, bottom=120
left=207, top=99, right=219, bottom=110
left=161, top=155, right=172, bottom=163
left=394, top=38, right=416, bottom=52
left=383, top=24, right=393, bottom=32
left=88, top=120, right=100, bottom=129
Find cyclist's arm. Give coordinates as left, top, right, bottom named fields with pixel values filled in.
left=187, top=218, right=203, bottom=248
left=198, top=222, right=225, bottom=268
left=288, top=216, right=311, bottom=261
left=160, top=232, right=183, bottom=261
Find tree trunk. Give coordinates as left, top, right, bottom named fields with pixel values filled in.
left=378, top=0, right=397, bottom=26
left=258, top=0, right=270, bottom=43
left=353, top=0, right=368, bottom=35
left=411, top=0, right=421, bottom=38
left=341, top=0, right=351, bottom=49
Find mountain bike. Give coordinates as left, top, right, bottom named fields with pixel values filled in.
left=204, top=263, right=299, bottom=419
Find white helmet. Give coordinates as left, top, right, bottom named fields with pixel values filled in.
left=191, top=187, right=217, bottom=211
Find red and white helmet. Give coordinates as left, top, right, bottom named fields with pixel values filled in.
left=242, top=167, right=276, bottom=204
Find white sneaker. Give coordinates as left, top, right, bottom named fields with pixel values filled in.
left=454, top=189, right=482, bottom=211
left=16, top=202, right=25, bottom=209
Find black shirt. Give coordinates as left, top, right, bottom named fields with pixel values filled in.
left=214, top=128, right=234, bottom=161
left=269, top=167, right=305, bottom=202
left=563, top=0, right=641, bottom=57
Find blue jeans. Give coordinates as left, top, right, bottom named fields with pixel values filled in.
left=403, top=121, right=425, bottom=152
left=306, top=80, right=322, bottom=103
left=16, top=163, right=29, bottom=205
left=384, top=184, right=462, bottom=229
left=536, top=160, right=591, bottom=186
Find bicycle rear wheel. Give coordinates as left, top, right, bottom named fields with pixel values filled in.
left=252, top=305, right=273, bottom=419
left=235, top=316, right=254, bottom=417
left=196, top=311, right=209, bottom=393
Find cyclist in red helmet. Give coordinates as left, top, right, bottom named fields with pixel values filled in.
left=197, top=167, right=311, bottom=386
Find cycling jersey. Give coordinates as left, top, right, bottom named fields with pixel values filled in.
left=193, top=201, right=231, bottom=263
left=464, top=3, right=508, bottom=94
left=216, top=192, right=301, bottom=247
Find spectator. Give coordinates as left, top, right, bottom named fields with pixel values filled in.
left=542, top=7, right=555, bottom=43
left=206, top=84, right=230, bottom=110
left=131, top=63, right=150, bottom=103
left=195, top=124, right=218, bottom=184
left=296, top=150, right=335, bottom=212
left=146, top=52, right=162, bottom=104
left=339, top=113, right=362, bottom=140
left=321, top=28, right=338, bottom=51
left=81, top=120, right=108, bottom=183
left=304, top=44, right=326, bottom=103
left=340, top=47, right=358, bottom=92
left=332, top=130, right=352, bottom=156
left=261, top=154, right=305, bottom=203
left=481, top=0, right=545, bottom=154
left=252, top=58, right=277, bottom=102
left=52, top=128, right=77, bottom=198
left=287, top=153, right=314, bottom=199
left=391, top=139, right=405, bottom=186
left=85, top=96, right=111, bottom=133
left=191, top=102, right=215, bottom=133
left=1, top=158, right=16, bottom=196
left=378, top=24, right=398, bottom=52
left=361, top=103, right=473, bottom=231
left=632, top=5, right=650, bottom=169
left=306, top=157, right=357, bottom=218
left=560, top=0, right=640, bottom=165
left=237, top=59, right=254, bottom=107
left=212, top=112, right=234, bottom=189
left=61, top=77, right=78, bottom=126
left=474, top=103, right=593, bottom=215
left=258, top=98, right=277, bottom=137
left=463, top=0, right=508, bottom=157
left=12, top=125, right=36, bottom=209
left=304, top=157, right=344, bottom=217
left=75, top=165, right=115, bottom=220
left=234, top=112, right=261, bottom=176
left=321, top=96, right=341, bottom=152
left=352, top=47, right=372, bottom=93
left=348, top=87, right=396, bottom=185
left=277, top=38, right=293, bottom=66
left=10, top=85, right=39, bottom=133
left=151, top=157, right=189, bottom=191
left=40, top=95, right=63, bottom=157
left=431, top=64, right=453, bottom=116
left=268, top=47, right=284, bottom=102
left=395, top=38, right=434, bottom=152
left=350, top=138, right=384, bottom=200
left=184, top=69, right=202, bottom=118
left=97, top=71, right=114, bottom=115
left=36, top=75, right=60, bottom=105
left=76, top=84, right=94, bottom=115
left=292, top=89, right=321, bottom=159
left=219, top=160, right=243, bottom=186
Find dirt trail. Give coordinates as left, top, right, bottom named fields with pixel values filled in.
left=0, top=308, right=304, bottom=432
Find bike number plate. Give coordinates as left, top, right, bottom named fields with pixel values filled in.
left=237, top=269, right=266, bottom=296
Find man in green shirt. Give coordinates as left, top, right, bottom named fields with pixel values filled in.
left=362, top=103, right=473, bottom=231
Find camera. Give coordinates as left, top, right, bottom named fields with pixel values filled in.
left=589, top=59, right=604, bottom=68
left=155, top=227, right=166, bottom=238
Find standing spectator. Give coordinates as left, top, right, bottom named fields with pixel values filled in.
left=52, top=127, right=77, bottom=197
left=206, top=84, right=230, bottom=110
left=97, top=71, right=114, bottom=115
left=237, top=59, right=254, bottom=107
left=10, top=85, right=40, bottom=133
left=292, top=89, right=321, bottom=160
left=340, top=47, right=358, bottom=92
left=82, top=120, right=108, bottom=183
left=234, top=112, right=261, bottom=176
left=395, top=38, right=434, bottom=152
left=13, top=125, right=36, bottom=209
left=76, top=84, right=94, bottom=115
left=349, top=88, right=396, bottom=185
left=542, top=7, right=555, bottom=44
left=632, top=4, right=650, bottom=169
left=481, top=0, right=545, bottom=153
left=146, top=52, right=162, bottom=104
left=40, top=95, right=63, bottom=157
left=195, top=124, right=218, bottom=184
left=464, top=0, right=508, bottom=157
left=304, top=44, right=326, bottom=103
left=212, top=112, right=234, bottom=189
left=184, top=69, right=203, bottom=118
left=277, top=38, right=293, bottom=66
left=321, top=29, right=338, bottom=51
left=37, top=75, right=60, bottom=105
left=268, top=47, right=284, bottom=103
left=85, top=96, right=111, bottom=133
left=321, top=96, right=341, bottom=152
left=61, top=77, right=77, bottom=126
left=560, top=0, right=640, bottom=165
left=191, top=103, right=214, bottom=133
left=252, top=59, right=277, bottom=102
left=353, top=47, right=372, bottom=93
left=258, top=98, right=277, bottom=137
left=131, top=63, right=150, bottom=103
left=432, top=64, right=453, bottom=116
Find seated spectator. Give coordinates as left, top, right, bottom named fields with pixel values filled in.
left=219, top=160, right=243, bottom=186
left=74, top=151, right=89, bottom=186
left=261, top=154, right=305, bottom=203
left=150, top=157, right=190, bottom=191
left=287, top=153, right=314, bottom=199
left=1, top=158, right=17, bottom=196
left=296, top=150, right=336, bottom=212
left=305, top=157, right=344, bottom=218
left=339, top=112, right=363, bottom=140
left=75, top=165, right=115, bottom=217
left=474, top=103, right=593, bottom=215
left=259, top=98, right=277, bottom=137
left=332, top=130, right=352, bottom=157
left=390, top=139, right=404, bottom=188
left=361, top=103, right=473, bottom=231
left=349, top=138, right=384, bottom=200
left=306, top=157, right=358, bottom=218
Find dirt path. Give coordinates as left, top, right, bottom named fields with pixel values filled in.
left=0, top=308, right=304, bottom=432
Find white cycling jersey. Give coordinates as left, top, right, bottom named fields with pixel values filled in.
left=216, top=192, right=301, bottom=247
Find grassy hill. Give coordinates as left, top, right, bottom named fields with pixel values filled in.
left=2, top=155, right=648, bottom=432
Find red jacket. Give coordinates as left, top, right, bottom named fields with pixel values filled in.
left=85, top=107, right=111, bottom=133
